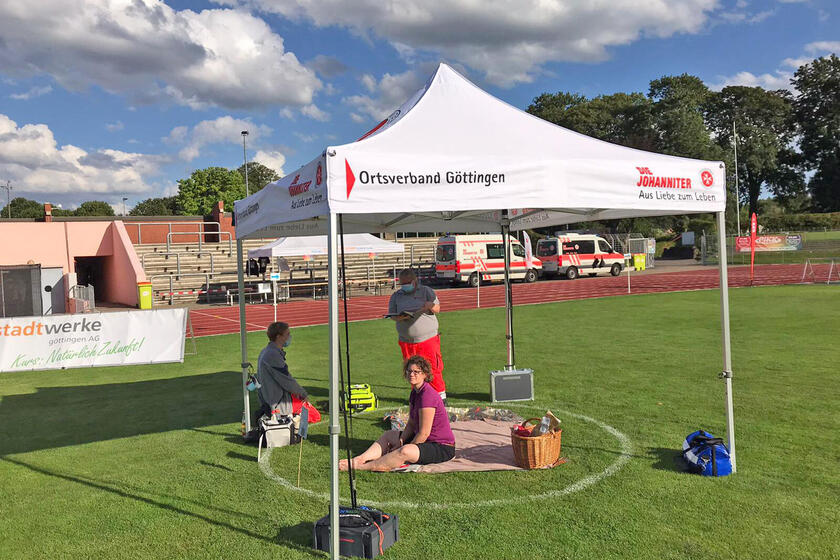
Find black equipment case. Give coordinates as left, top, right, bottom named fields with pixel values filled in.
left=313, top=506, right=398, bottom=558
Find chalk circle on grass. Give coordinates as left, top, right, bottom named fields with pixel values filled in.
left=258, top=405, right=633, bottom=510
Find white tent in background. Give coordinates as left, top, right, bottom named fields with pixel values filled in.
left=247, top=233, right=404, bottom=259
left=234, top=63, right=736, bottom=559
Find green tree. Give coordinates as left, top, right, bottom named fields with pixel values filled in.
left=705, top=86, right=801, bottom=216
left=792, top=55, right=840, bottom=211
left=74, top=200, right=115, bottom=216
left=649, top=74, right=722, bottom=161
left=129, top=196, right=178, bottom=216
left=175, top=167, right=245, bottom=216
left=236, top=162, right=281, bottom=194
left=527, top=92, right=588, bottom=126
left=528, top=91, right=656, bottom=150
left=1, top=197, right=43, bottom=218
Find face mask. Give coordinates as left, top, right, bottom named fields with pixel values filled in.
left=283, top=333, right=292, bottom=348
left=401, top=283, right=415, bottom=294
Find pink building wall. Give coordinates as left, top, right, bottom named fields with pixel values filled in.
left=0, top=221, right=146, bottom=307
left=119, top=202, right=235, bottom=244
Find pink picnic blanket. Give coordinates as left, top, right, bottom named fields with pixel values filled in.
left=402, top=419, right=523, bottom=473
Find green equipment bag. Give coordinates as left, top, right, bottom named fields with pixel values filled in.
left=341, top=383, right=378, bottom=414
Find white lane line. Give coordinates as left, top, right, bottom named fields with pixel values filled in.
left=258, top=405, right=633, bottom=510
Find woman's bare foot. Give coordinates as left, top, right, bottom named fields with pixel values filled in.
left=338, top=457, right=365, bottom=471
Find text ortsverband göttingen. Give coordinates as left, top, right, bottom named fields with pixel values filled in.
left=358, top=170, right=506, bottom=187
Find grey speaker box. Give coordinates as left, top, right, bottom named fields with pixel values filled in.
left=490, top=368, right=534, bottom=402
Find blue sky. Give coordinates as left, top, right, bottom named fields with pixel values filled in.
left=0, top=0, right=836, bottom=212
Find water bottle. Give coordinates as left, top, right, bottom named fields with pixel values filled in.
left=535, top=415, right=551, bottom=436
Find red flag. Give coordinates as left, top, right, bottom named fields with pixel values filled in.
left=750, top=213, right=757, bottom=283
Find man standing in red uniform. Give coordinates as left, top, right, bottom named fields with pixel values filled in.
left=387, top=269, right=446, bottom=403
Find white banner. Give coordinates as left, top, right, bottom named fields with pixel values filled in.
left=522, top=230, right=534, bottom=268
left=0, top=309, right=188, bottom=372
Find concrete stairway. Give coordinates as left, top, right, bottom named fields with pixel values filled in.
left=134, top=237, right=438, bottom=305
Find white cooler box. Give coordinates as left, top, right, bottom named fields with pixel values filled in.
left=490, top=368, right=534, bottom=402
left=257, top=415, right=297, bottom=460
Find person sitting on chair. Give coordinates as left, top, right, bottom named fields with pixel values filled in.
left=338, top=355, right=455, bottom=472
left=254, top=321, right=308, bottom=423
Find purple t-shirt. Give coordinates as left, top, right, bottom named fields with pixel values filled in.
left=408, top=382, right=455, bottom=446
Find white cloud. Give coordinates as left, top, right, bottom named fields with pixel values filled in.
left=163, top=116, right=272, bottom=161
left=225, top=0, right=719, bottom=87
left=0, top=1, right=321, bottom=109
left=300, top=103, right=330, bottom=122
left=278, top=108, right=296, bottom=120
left=253, top=149, right=286, bottom=175
left=709, top=70, right=793, bottom=91
left=10, top=85, right=52, bottom=100
left=307, top=55, right=348, bottom=78
left=0, top=113, right=163, bottom=195
left=805, top=41, right=840, bottom=54
left=162, top=182, right=179, bottom=197
left=710, top=40, right=840, bottom=91
left=718, top=7, right=775, bottom=24
left=293, top=132, right=318, bottom=143
left=360, top=74, right=377, bottom=93
left=105, top=121, right=125, bottom=132
left=343, top=68, right=427, bottom=121
left=349, top=113, right=365, bottom=123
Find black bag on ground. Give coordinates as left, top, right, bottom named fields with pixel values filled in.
left=313, top=506, right=398, bottom=558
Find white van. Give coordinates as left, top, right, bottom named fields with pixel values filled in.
left=536, top=234, right=624, bottom=280
left=436, top=234, right=542, bottom=286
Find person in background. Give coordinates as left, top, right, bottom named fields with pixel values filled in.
left=254, top=321, right=308, bottom=423
left=387, top=269, right=447, bottom=403
left=339, top=355, right=455, bottom=472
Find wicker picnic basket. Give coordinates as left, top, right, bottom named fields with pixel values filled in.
left=510, top=417, right=562, bottom=470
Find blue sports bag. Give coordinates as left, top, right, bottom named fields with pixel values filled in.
left=682, top=429, right=732, bottom=477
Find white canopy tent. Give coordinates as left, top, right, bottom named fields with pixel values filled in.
left=234, top=64, right=736, bottom=558
left=247, top=233, right=404, bottom=259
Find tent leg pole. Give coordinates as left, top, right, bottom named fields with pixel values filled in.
left=716, top=210, right=736, bottom=472
left=501, top=212, right=514, bottom=369
left=236, top=239, right=251, bottom=433
left=327, top=213, right=340, bottom=559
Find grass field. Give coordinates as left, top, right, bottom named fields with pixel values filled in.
left=1, top=285, right=838, bottom=559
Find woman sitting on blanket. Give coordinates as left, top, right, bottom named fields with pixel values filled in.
left=339, top=355, right=455, bottom=472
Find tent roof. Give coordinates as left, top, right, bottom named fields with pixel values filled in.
left=234, top=64, right=725, bottom=239
left=248, top=233, right=404, bottom=258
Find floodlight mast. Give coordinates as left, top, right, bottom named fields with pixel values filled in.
left=2, top=181, right=11, bottom=218
left=241, top=131, right=250, bottom=197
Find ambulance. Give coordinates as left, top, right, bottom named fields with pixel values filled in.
left=435, top=235, right=542, bottom=286
left=536, top=234, right=624, bottom=280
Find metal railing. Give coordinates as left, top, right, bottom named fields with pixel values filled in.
left=149, top=273, right=212, bottom=305
left=126, top=221, right=219, bottom=244
left=166, top=230, right=233, bottom=254
left=69, top=284, right=95, bottom=312
left=141, top=251, right=215, bottom=277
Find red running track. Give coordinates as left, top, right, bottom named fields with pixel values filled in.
left=188, top=263, right=831, bottom=337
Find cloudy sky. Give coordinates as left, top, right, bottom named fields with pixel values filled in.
left=0, top=0, right=836, bottom=211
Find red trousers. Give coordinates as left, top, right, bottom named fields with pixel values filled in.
left=399, top=335, right=446, bottom=393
